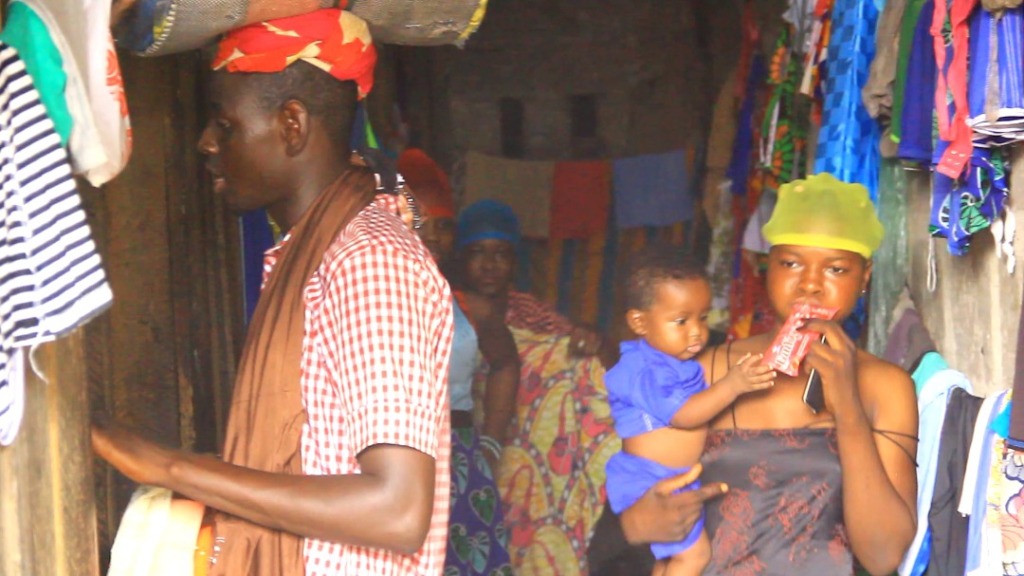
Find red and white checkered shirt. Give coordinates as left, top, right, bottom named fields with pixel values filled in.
left=263, top=194, right=452, bottom=576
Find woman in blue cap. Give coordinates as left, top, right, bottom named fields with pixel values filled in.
left=454, top=199, right=620, bottom=575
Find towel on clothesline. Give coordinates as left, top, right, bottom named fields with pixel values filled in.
left=612, top=149, right=695, bottom=229
left=464, top=152, right=554, bottom=239
left=549, top=161, right=611, bottom=240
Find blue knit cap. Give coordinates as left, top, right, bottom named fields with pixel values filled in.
left=456, top=199, right=522, bottom=249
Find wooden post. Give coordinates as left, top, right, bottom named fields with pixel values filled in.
left=0, top=333, right=100, bottom=576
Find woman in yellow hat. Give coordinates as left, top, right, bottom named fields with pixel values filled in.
left=612, top=173, right=917, bottom=576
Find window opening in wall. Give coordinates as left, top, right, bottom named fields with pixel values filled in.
left=571, top=94, right=598, bottom=139
left=570, top=93, right=602, bottom=158
left=500, top=97, right=525, bottom=158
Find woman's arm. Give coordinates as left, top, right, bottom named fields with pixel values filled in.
left=803, top=321, right=918, bottom=575
left=475, top=306, right=521, bottom=465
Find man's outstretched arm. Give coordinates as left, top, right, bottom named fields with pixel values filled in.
left=93, top=427, right=435, bottom=555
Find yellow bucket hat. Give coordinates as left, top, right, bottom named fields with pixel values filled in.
left=761, top=173, right=885, bottom=259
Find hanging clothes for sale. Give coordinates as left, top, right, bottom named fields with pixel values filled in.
left=930, top=147, right=1010, bottom=255
left=862, top=0, right=910, bottom=122
left=967, top=5, right=1024, bottom=148
left=612, top=150, right=695, bottom=229
left=933, top=0, right=980, bottom=180
left=985, top=443, right=1024, bottom=573
left=925, top=386, right=984, bottom=576
left=891, top=0, right=930, bottom=146
left=728, top=64, right=776, bottom=341
left=898, top=367, right=972, bottom=576
left=960, top=391, right=1009, bottom=574
left=897, top=0, right=938, bottom=163
left=0, top=43, right=114, bottom=446
left=799, top=0, right=834, bottom=109
left=15, top=0, right=132, bottom=187
left=727, top=55, right=766, bottom=196
left=0, top=1, right=72, bottom=145
left=783, top=0, right=817, bottom=52
left=814, top=0, right=882, bottom=200
left=927, top=0, right=1013, bottom=261
left=759, top=27, right=809, bottom=191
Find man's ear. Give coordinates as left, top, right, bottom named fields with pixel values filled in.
left=279, top=99, right=311, bottom=156
left=625, top=309, right=648, bottom=337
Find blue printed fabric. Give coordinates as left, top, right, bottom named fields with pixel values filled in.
left=898, top=0, right=938, bottom=163
left=967, top=5, right=1024, bottom=148
left=930, top=147, right=1010, bottom=255
left=813, top=0, right=881, bottom=202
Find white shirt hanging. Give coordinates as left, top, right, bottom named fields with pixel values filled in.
left=15, top=0, right=132, bottom=187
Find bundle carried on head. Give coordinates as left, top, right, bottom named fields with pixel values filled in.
left=115, top=0, right=488, bottom=56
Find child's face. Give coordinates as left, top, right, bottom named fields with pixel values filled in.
left=627, top=278, right=712, bottom=361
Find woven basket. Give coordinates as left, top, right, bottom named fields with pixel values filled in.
left=115, top=0, right=487, bottom=56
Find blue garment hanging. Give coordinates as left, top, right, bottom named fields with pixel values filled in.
left=813, top=0, right=881, bottom=201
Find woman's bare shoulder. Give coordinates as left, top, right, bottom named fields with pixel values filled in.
left=856, top=350, right=917, bottom=425
left=856, top=350, right=913, bottom=388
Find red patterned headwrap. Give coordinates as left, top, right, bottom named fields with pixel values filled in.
left=211, top=8, right=377, bottom=98
left=398, top=148, right=455, bottom=218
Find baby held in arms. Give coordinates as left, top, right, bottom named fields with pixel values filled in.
left=604, top=244, right=776, bottom=576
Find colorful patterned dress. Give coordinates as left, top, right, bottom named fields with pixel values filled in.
left=473, top=292, right=620, bottom=575
left=446, top=301, right=513, bottom=576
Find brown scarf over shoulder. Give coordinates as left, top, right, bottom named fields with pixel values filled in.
left=209, top=168, right=377, bottom=576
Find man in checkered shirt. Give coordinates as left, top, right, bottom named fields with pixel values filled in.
left=92, top=10, right=453, bottom=576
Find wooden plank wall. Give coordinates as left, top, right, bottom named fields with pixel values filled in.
left=81, top=52, right=245, bottom=569
left=0, top=42, right=244, bottom=576
left=0, top=336, right=99, bottom=576
left=0, top=4, right=98, bottom=573
left=907, top=148, right=1024, bottom=395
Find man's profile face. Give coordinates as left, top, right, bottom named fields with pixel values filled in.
left=197, top=72, right=289, bottom=213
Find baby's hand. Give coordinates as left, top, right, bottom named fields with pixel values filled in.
left=718, top=353, right=776, bottom=397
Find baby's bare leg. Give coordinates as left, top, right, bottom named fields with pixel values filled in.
left=658, top=529, right=711, bottom=576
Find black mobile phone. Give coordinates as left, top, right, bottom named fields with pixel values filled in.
left=802, top=335, right=827, bottom=414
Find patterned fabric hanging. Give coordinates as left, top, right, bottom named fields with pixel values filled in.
left=813, top=0, right=882, bottom=200
left=930, top=147, right=1011, bottom=255
left=800, top=0, right=836, bottom=125
left=760, top=26, right=810, bottom=188
left=729, top=94, right=775, bottom=340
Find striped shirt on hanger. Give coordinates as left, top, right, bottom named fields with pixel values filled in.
left=0, top=42, right=113, bottom=445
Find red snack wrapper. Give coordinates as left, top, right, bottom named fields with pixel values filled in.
left=763, top=303, right=839, bottom=376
